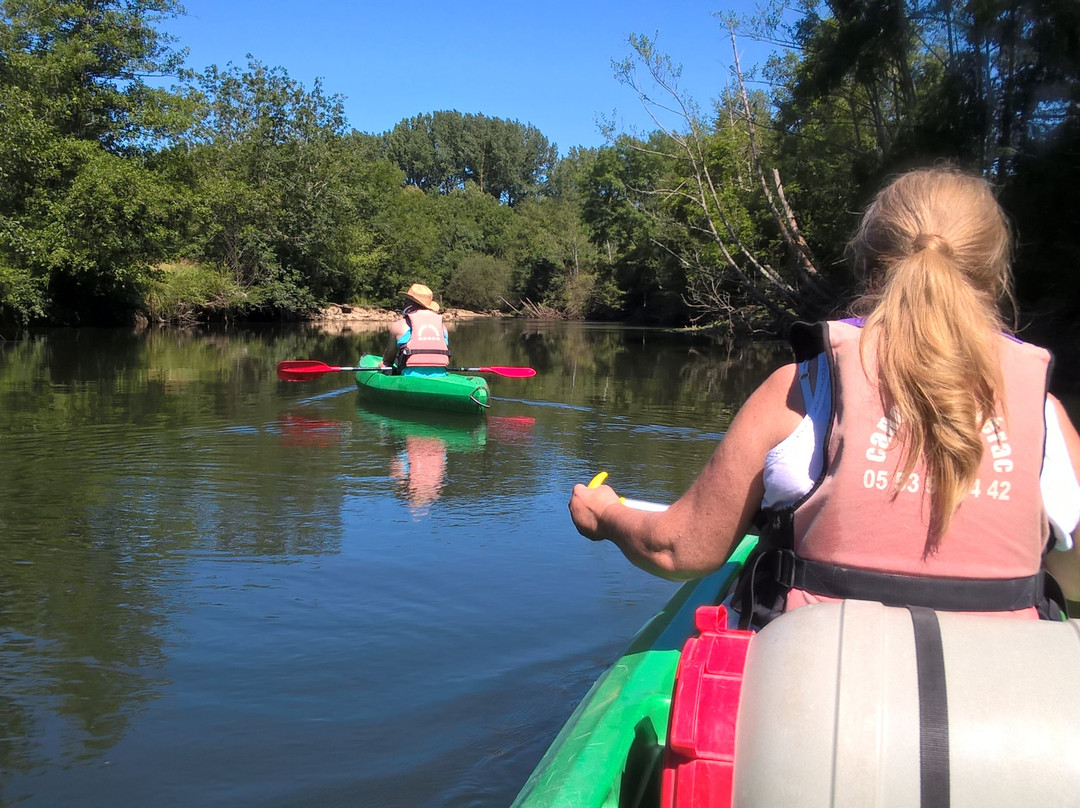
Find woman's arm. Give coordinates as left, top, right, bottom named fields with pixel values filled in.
left=1042, top=395, right=1080, bottom=600
left=383, top=318, right=407, bottom=366
left=568, top=363, right=803, bottom=580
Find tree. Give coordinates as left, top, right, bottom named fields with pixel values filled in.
left=384, top=111, right=557, bottom=205
left=0, top=0, right=189, bottom=151
left=445, top=253, right=512, bottom=311
left=764, top=0, right=1080, bottom=334
left=605, top=32, right=835, bottom=332
left=179, top=58, right=367, bottom=311
left=384, top=113, right=449, bottom=192
left=0, top=0, right=191, bottom=324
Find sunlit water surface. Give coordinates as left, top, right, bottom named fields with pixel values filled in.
left=0, top=320, right=791, bottom=807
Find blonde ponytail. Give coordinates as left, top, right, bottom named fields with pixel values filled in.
left=849, top=168, right=1014, bottom=551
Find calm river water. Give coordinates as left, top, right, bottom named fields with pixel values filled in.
left=0, top=319, right=792, bottom=807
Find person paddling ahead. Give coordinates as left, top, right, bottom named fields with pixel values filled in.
left=569, top=167, right=1080, bottom=624
left=383, top=283, right=451, bottom=374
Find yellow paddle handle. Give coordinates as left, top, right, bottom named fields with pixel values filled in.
left=587, top=471, right=668, bottom=511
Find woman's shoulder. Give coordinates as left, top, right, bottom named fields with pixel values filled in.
left=734, top=363, right=806, bottom=449
left=762, top=362, right=799, bottom=394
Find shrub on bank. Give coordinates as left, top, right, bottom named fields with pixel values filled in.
left=142, top=262, right=250, bottom=324
left=445, top=254, right=512, bottom=312
left=0, top=262, right=47, bottom=326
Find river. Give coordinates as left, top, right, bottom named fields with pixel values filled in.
left=0, top=318, right=816, bottom=806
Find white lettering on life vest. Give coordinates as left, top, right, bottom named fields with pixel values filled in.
left=861, top=414, right=1016, bottom=501
left=865, top=410, right=900, bottom=463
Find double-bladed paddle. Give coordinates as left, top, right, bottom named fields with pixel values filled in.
left=277, top=359, right=536, bottom=382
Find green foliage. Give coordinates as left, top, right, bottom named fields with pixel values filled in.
left=560, top=269, right=626, bottom=321
left=0, top=0, right=188, bottom=151
left=50, top=144, right=181, bottom=274
left=141, top=261, right=247, bottom=323
left=0, top=134, right=187, bottom=323
left=0, top=0, right=189, bottom=323
left=178, top=58, right=363, bottom=312
left=2, top=0, right=1078, bottom=342
left=384, top=111, right=558, bottom=205
left=445, top=253, right=512, bottom=311
left=360, top=187, right=441, bottom=305
left=0, top=260, right=47, bottom=325
left=359, top=184, right=522, bottom=308
left=764, top=0, right=1080, bottom=328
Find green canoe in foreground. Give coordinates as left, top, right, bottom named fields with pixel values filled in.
left=511, top=536, right=757, bottom=808
left=513, top=532, right=1080, bottom=808
left=354, top=354, right=490, bottom=415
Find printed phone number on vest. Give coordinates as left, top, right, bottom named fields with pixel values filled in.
left=861, top=415, right=1015, bottom=500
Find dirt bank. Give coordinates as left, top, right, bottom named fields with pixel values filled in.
left=310, top=304, right=493, bottom=335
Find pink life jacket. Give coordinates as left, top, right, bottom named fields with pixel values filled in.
left=736, top=319, right=1056, bottom=626
left=397, top=308, right=450, bottom=368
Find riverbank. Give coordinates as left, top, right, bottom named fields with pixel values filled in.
left=309, top=304, right=493, bottom=335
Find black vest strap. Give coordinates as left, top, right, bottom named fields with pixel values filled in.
left=908, top=606, right=950, bottom=808
left=399, top=347, right=452, bottom=358
left=778, top=549, right=1044, bottom=611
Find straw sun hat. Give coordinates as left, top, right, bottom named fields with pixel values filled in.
left=402, top=283, right=440, bottom=313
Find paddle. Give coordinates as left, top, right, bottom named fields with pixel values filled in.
left=277, top=359, right=536, bottom=382
left=588, top=471, right=669, bottom=512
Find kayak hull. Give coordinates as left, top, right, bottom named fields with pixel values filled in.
left=354, top=355, right=490, bottom=415
left=511, top=537, right=757, bottom=808
left=514, top=536, right=1080, bottom=808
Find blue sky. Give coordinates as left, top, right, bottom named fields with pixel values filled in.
left=161, top=1, right=781, bottom=155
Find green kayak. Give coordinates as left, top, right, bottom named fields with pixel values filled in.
left=354, top=354, right=490, bottom=415
left=511, top=536, right=757, bottom=808
left=513, top=533, right=1080, bottom=808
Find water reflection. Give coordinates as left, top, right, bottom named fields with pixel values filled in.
left=356, top=405, right=486, bottom=512
left=0, top=320, right=782, bottom=807
left=276, top=411, right=351, bottom=448
left=351, top=404, right=537, bottom=512
left=390, top=434, right=448, bottom=509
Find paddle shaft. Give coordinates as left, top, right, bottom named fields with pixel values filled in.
left=277, top=359, right=535, bottom=381
left=587, top=472, right=670, bottom=512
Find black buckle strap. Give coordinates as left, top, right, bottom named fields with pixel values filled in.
left=772, top=548, right=796, bottom=590
left=769, top=550, right=1043, bottom=612
left=397, top=347, right=452, bottom=369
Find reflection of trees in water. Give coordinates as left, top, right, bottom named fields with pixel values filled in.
left=489, top=320, right=790, bottom=419
left=0, top=327, right=359, bottom=776
left=0, top=692, right=32, bottom=779
left=678, top=340, right=790, bottom=405
left=0, top=510, right=172, bottom=777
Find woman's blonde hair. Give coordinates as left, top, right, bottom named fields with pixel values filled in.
left=849, top=167, right=1015, bottom=550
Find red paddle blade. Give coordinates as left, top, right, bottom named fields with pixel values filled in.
left=478, top=366, right=536, bottom=378
left=277, top=360, right=339, bottom=381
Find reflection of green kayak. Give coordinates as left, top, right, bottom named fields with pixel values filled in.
left=354, top=354, right=490, bottom=415
left=353, top=402, right=487, bottom=453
